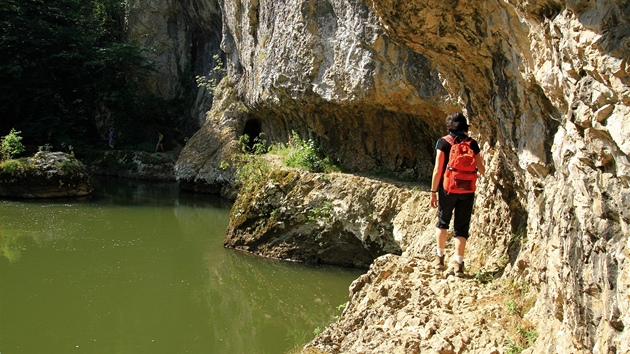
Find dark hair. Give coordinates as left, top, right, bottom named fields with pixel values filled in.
left=446, top=112, right=469, bottom=132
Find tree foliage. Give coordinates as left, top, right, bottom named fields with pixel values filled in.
left=0, top=0, right=166, bottom=151
left=0, top=128, right=25, bottom=161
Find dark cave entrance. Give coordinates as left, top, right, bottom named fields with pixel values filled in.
left=242, top=118, right=262, bottom=151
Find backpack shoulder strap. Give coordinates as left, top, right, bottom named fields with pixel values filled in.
left=448, top=135, right=472, bottom=145
left=443, top=135, right=456, bottom=145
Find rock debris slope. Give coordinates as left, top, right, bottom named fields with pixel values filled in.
left=308, top=255, right=531, bottom=354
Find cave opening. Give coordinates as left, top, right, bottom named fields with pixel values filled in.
left=242, top=118, right=262, bottom=151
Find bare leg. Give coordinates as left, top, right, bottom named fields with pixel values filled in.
left=452, top=236, right=467, bottom=276
left=432, top=228, right=449, bottom=270
left=455, top=237, right=466, bottom=257
left=436, top=228, right=447, bottom=250
left=454, top=236, right=466, bottom=257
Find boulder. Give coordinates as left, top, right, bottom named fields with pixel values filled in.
left=225, top=169, right=408, bottom=268
left=0, top=151, right=92, bottom=198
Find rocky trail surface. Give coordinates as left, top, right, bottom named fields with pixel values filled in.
left=307, top=254, right=535, bottom=354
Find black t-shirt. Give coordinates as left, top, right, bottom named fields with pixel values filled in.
left=435, top=133, right=481, bottom=174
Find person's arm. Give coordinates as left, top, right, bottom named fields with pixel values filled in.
left=475, top=151, right=485, bottom=175
left=430, top=150, right=445, bottom=208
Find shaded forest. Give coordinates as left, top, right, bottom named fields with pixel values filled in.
left=0, top=0, right=191, bottom=154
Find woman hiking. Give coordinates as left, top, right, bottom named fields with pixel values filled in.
left=429, top=112, right=485, bottom=277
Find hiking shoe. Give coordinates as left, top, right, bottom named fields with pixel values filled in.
left=433, top=255, right=445, bottom=270
left=452, top=261, right=465, bottom=277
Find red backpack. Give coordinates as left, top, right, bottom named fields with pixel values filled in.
left=442, top=135, right=478, bottom=194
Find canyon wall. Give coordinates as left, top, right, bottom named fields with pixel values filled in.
left=129, top=0, right=629, bottom=352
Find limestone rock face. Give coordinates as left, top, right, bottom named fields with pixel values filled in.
left=131, top=0, right=629, bottom=352
left=0, top=152, right=93, bottom=198
left=127, top=0, right=189, bottom=100
left=175, top=83, right=244, bottom=197
left=126, top=0, right=223, bottom=124
left=175, top=0, right=450, bottom=187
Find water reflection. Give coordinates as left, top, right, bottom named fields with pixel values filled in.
left=0, top=177, right=362, bottom=353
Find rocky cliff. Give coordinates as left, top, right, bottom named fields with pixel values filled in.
left=129, top=0, right=628, bottom=352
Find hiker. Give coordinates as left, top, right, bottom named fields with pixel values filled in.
left=429, top=112, right=485, bottom=277
left=108, top=129, right=117, bottom=149
left=155, top=132, right=164, bottom=152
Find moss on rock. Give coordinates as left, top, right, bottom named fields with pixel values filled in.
left=0, top=151, right=93, bottom=198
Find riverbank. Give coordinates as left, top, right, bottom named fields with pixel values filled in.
left=86, top=149, right=180, bottom=181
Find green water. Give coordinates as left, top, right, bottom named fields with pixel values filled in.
left=0, top=178, right=363, bottom=354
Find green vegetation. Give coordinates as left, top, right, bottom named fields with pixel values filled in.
left=309, top=302, right=346, bottom=339
left=499, top=279, right=538, bottom=353
left=333, top=302, right=347, bottom=321
left=506, top=325, right=538, bottom=354
left=519, top=326, right=538, bottom=345
left=227, top=131, right=339, bottom=189
left=0, top=128, right=25, bottom=161
left=0, top=129, right=85, bottom=176
left=227, top=131, right=340, bottom=219
left=236, top=156, right=271, bottom=192
left=58, top=158, right=85, bottom=174
left=0, top=154, right=84, bottom=177
left=0, top=158, right=28, bottom=173
left=38, top=144, right=53, bottom=153
left=308, top=201, right=333, bottom=223
left=0, top=0, right=189, bottom=152
left=505, top=299, right=520, bottom=316
left=506, top=338, right=525, bottom=354
left=0, top=129, right=89, bottom=176
left=273, top=131, right=340, bottom=173
left=196, top=54, right=226, bottom=96
left=510, top=230, right=528, bottom=245
left=498, top=255, right=509, bottom=268
left=502, top=279, right=534, bottom=318
left=233, top=134, right=270, bottom=186
left=239, top=133, right=268, bottom=155
left=473, top=269, right=494, bottom=284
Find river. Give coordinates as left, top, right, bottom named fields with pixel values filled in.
left=0, top=177, right=363, bottom=353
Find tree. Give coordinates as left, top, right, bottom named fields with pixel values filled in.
left=0, top=0, right=155, bottom=150
left=0, top=128, right=25, bottom=161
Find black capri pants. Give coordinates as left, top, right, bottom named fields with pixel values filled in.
left=436, top=187, right=475, bottom=239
